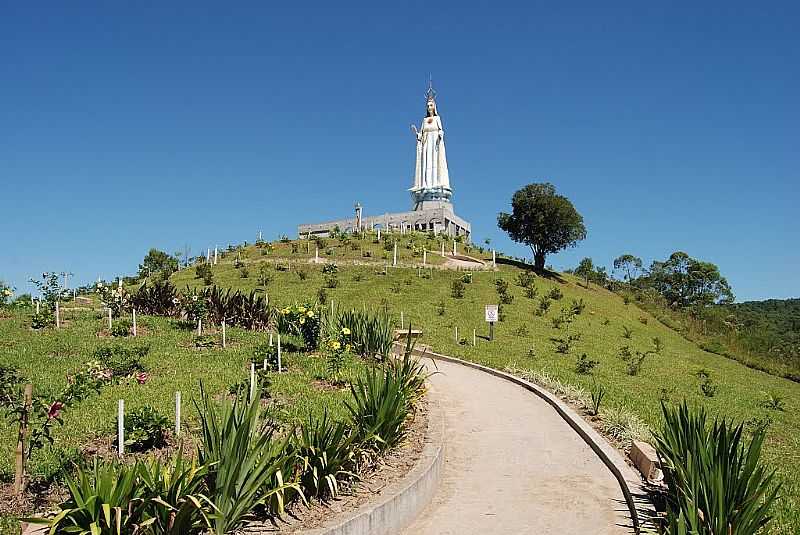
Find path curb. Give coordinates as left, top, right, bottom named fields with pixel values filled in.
left=398, top=343, right=652, bottom=534
left=297, top=395, right=446, bottom=535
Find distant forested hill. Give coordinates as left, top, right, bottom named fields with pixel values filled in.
left=713, top=298, right=800, bottom=370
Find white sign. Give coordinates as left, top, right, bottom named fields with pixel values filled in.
left=485, top=304, right=499, bottom=323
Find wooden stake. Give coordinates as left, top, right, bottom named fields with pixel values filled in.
left=14, top=384, right=32, bottom=495
left=175, top=392, right=181, bottom=437
left=118, top=399, right=125, bottom=457
left=277, top=334, right=282, bottom=373
left=249, top=362, right=256, bottom=402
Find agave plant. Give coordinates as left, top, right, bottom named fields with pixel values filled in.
left=30, top=459, right=152, bottom=534
left=655, top=401, right=780, bottom=535
left=195, top=383, right=301, bottom=534
left=138, top=453, right=216, bottom=535
left=346, top=366, right=409, bottom=452
left=294, top=412, right=357, bottom=499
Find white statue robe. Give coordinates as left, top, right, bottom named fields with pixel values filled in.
left=414, top=115, right=450, bottom=190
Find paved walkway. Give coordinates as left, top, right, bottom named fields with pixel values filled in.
left=403, top=358, right=635, bottom=535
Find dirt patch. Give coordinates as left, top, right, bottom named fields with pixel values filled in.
left=310, top=379, right=348, bottom=392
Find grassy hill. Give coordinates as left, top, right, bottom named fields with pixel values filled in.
left=169, top=234, right=800, bottom=534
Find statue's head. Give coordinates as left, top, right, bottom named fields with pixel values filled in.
left=426, top=97, right=437, bottom=117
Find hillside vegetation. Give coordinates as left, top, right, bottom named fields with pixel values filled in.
left=169, top=234, right=800, bottom=534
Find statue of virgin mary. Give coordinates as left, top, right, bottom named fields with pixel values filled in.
left=411, top=84, right=452, bottom=207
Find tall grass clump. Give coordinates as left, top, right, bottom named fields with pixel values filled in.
left=655, top=402, right=780, bottom=535
left=338, top=308, right=394, bottom=360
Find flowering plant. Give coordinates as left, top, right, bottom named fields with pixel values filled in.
left=279, top=303, right=320, bottom=349
left=0, top=282, right=13, bottom=306
left=96, top=281, right=131, bottom=318
left=180, top=291, right=208, bottom=322
left=325, top=326, right=352, bottom=382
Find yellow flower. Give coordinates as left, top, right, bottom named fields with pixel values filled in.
left=306, top=310, right=314, bottom=318
left=281, top=308, right=290, bottom=315
left=332, top=341, right=341, bottom=350
left=298, top=306, right=306, bottom=313
left=341, top=327, right=351, bottom=335
left=299, top=317, right=306, bottom=325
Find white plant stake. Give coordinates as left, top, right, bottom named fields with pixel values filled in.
left=492, top=249, right=496, bottom=267
left=441, top=242, right=445, bottom=256
left=118, top=399, right=125, bottom=457
left=214, top=247, right=218, bottom=265
left=277, top=335, right=282, bottom=373
left=222, top=320, right=226, bottom=348
left=108, top=308, right=112, bottom=330
left=315, top=246, right=319, bottom=262
left=249, top=362, right=256, bottom=402
left=453, top=240, right=457, bottom=256
left=132, top=309, right=137, bottom=337
left=377, top=228, right=381, bottom=240
left=423, top=249, right=427, bottom=266
left=55, top=301, right=60, bottom=329
left=473, top=329, right=477, bottom=346
left=175, top=392, right=181, bottom=437
left=400, top=311, right=404, bottom=330
left=393, top=241, right=397, bottom=266
left=455, top=325, right=458, bottom=342
left=36, top=300, right=40, bottom=314
left=197, top=318, right=202, bottom=336
left=269, top=332, right=273, bottom=346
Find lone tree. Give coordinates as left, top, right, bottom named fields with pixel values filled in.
left=613, top=254, right=644, bottom=283
left=497, top=183, right=586, bottom=270
left=138, top=248, right=179, bottom=280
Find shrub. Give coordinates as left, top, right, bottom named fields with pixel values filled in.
left=297, top=268, right=309, bottom=281
left=513, top=325, right=529, bottom=337
left=552, top=333, right=580, bottom=354
left=353, top=272, right=364, bottom=282
left=239, top=267, right=249, bottom=279
left=516, top=270, right=536, bottom=288
left=654, top=402, right=780, bottom=535
left=762, top=392, right=785, bottom=411
left=626, top=354, right=647, bottom=376
left=253, top=343, right=279, bottom=371
left=551, top=308, right=575, bottom=329
left=347, top=366, right=411, bottom=453
left=324, top=275, right=339, bottom=289
left=229, top=369, right=271, bottom=399
left=536, top=296, right=552, bottom=316
left=700, top=376, right=717, bottom=397
left=123, top=405, right=168, bottom=451
left=570, top=298, right=586, bottom=315
left=621, top=325, right=633, bottom=339
left=111, top=318, right=132, bottom=337
left=195, top=263, right=212, bottom=281
left=547, top=287, right=563, bottom=300
left=461, top=273, right=473, bottom=284
left=525, top=285, right=538, bottom=299
left=495, top=278, right=510, bottom=295
left=194, top=334, right=217, bottom=349
left=279, top=303, right=321, bottom=350
left=451, top=279, right=465, bottom=299
left=31, top=307, right=55, bottom=329
left=93, top=345, right=149, bottom=378
left=589, top=383, right=605, bottom=415
left=575, top=354, right=598, bottom=375
left=257, top=265, right=273, bottom=286
left=638, top=316, right=648, bottom=325
left=322, top=263, right=338, bottom=274
left=436, top=300, right=446, bottom=316
left=317, top=287, right=328, bottom=305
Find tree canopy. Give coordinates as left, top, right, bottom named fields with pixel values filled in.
left=613, top=254, right=643, bottom=283
left=497, top=183, right=587, bottom=270
left=645, top=251, right=734, bottom=307
left=138, top=248, right=179, bottom=280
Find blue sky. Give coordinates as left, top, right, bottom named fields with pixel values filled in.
left=1, top=1, right=797, bottom=301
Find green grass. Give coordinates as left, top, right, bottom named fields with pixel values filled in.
left=0, top=305, right=367, bottom=533
left=172, top=234, right=800, bottom=534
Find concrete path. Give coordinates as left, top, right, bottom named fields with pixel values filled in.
left=403, top=358, right=635, bottom=535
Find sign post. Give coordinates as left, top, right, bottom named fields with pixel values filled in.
left=485, top=304, right=498, bottom=341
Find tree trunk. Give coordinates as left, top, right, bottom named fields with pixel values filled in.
left=533, top=250, right=546, bottom=271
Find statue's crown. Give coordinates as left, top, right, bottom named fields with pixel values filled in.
left=425, top=79, right=437, bottom=102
